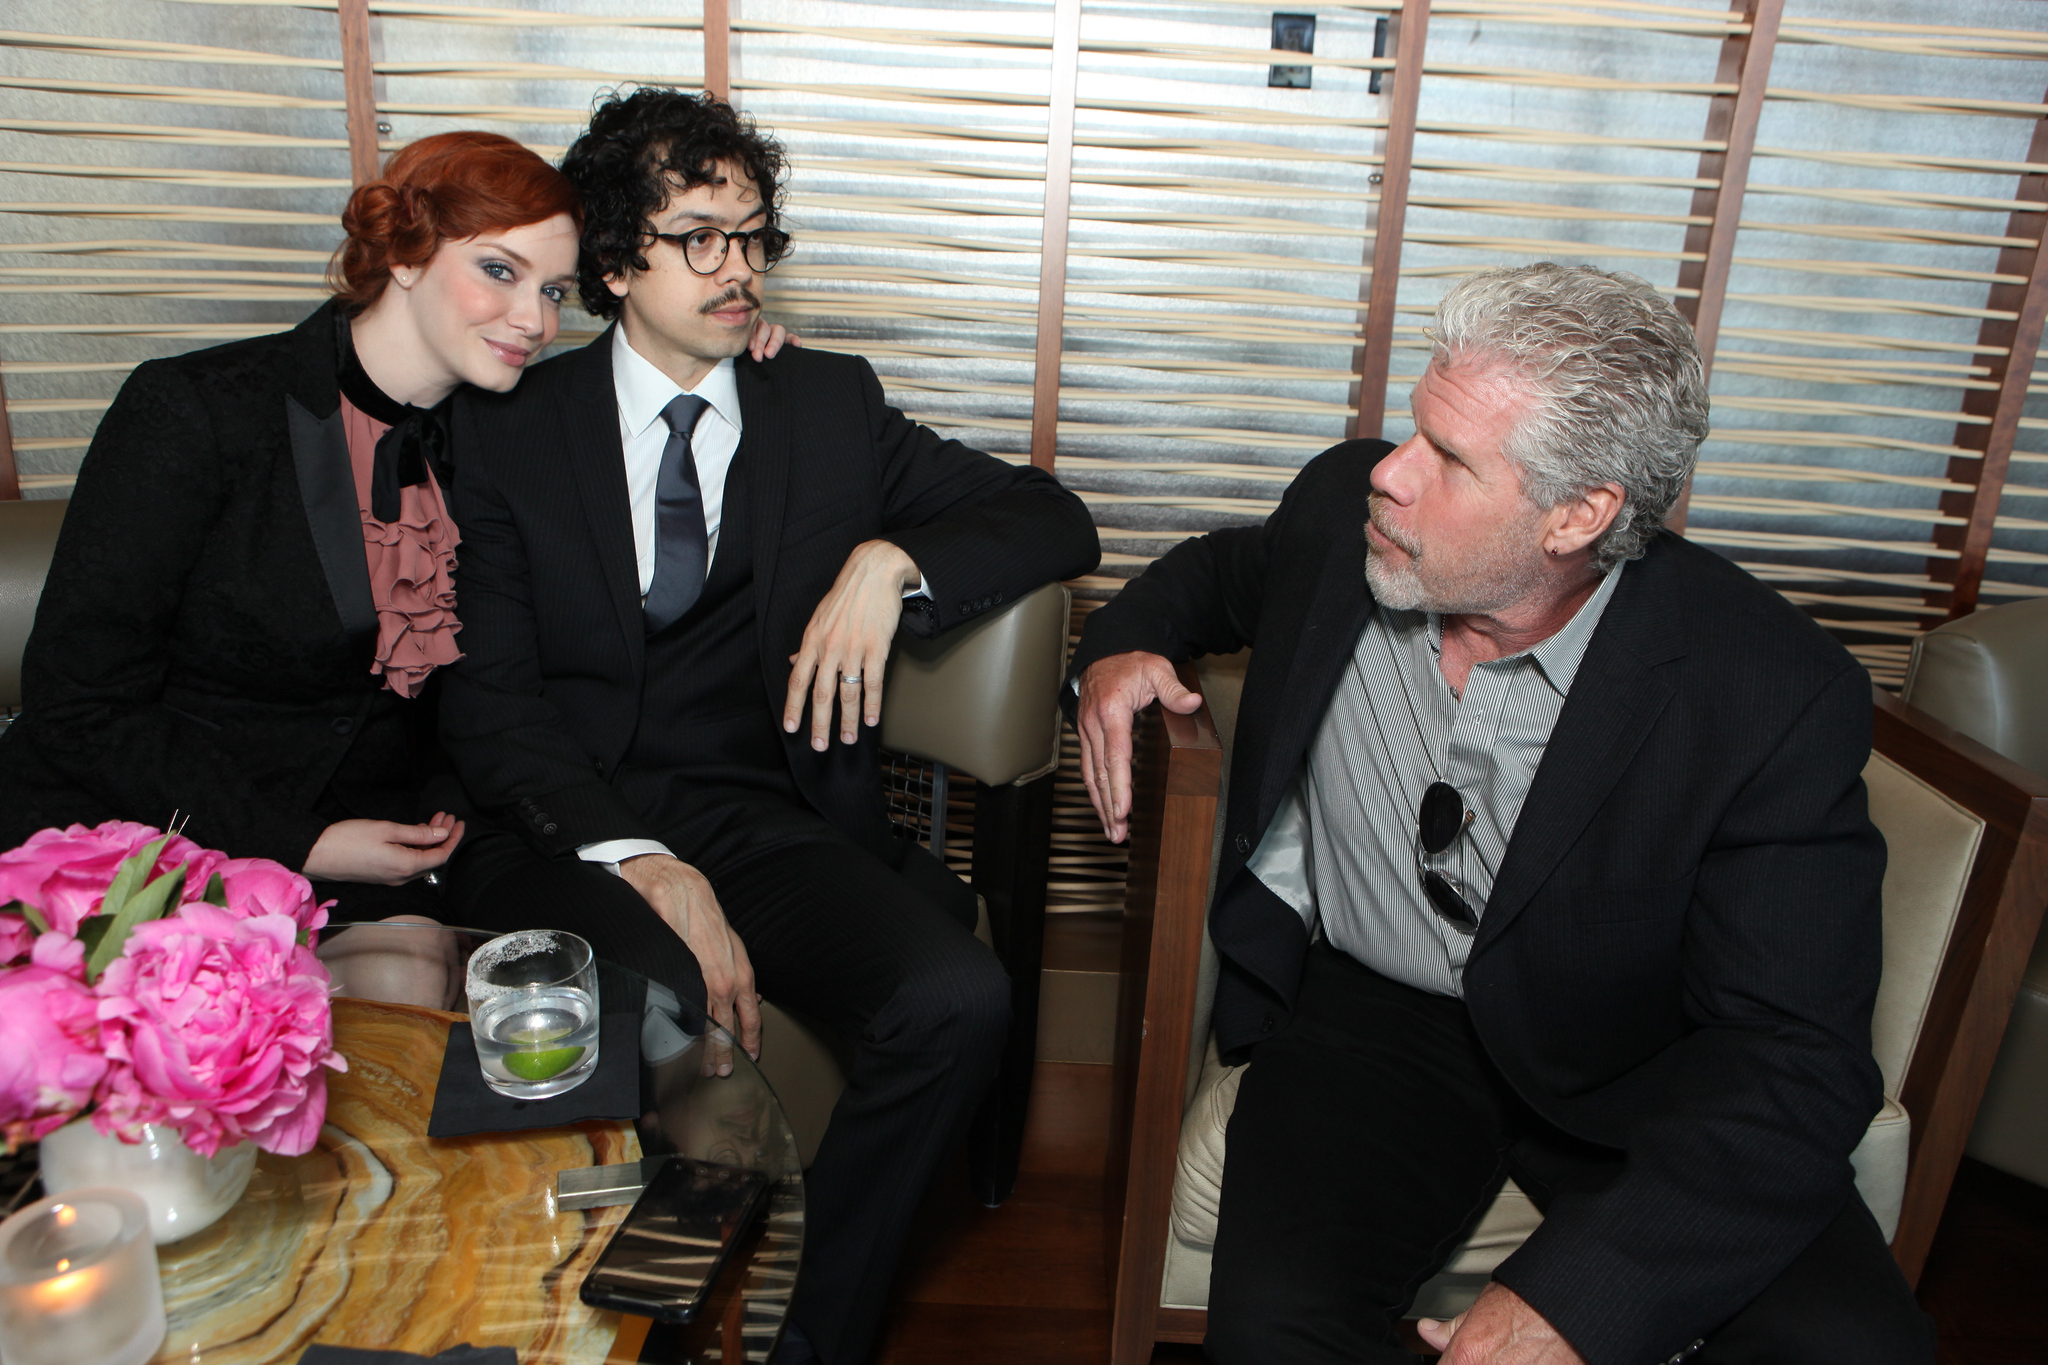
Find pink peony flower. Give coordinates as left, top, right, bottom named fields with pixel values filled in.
left=93, top=904, right=344, bottom=1157
left=0, top=822, right=226, bottom=934
left=29, top=929, right=85, bottom=980
left=0, top=964, right=109, bottom=1150
left=0, top=913, right=31, bottom=965
left=203, top=858, right=331, bottom=934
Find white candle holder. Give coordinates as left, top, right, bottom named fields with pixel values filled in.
left=0, top=1188, right=165, bottom=1365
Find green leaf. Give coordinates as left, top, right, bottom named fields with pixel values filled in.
left=85, top=859, right=187, bottom=982
left=74, top=915, right=115, bottom=957
left=97, top=834, right=174, bottom=926
left=202, top=872, right=227, bottom=908
left=14, top=902, right=48, bottom=935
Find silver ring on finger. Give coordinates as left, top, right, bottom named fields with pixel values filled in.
left=842, top=673, right=861, bottom=685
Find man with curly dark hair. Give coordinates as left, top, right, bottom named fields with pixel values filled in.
left=437, top=87, right=1100, bottom=1365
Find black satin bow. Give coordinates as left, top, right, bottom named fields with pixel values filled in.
left=336, top=311, right=455, bottom=523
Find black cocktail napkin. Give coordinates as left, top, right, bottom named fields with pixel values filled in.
left=300, top=1345, right=515, bottom=1365
left=425, top=961, right=645, bottom=1138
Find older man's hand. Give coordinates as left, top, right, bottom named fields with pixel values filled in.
left=1417, top=1284, right=1587, bottom=1365
left=1076, top=651, right=1202, bottom=843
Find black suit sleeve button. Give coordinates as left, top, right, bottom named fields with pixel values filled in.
left=1259, top=1013, right=1277, bottom=1035
left=330, top=716, right=354, bottom=736
left=543, top=823, right=558, bottom=835
left=1234, top=833, right=1251, bottom=855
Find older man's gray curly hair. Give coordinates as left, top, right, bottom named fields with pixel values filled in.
left=1428, top=263, right=1709, bottom=572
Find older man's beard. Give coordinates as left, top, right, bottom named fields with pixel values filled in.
left=1363, top=492, right=1550, bottom=616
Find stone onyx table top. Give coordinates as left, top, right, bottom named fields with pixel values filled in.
left=151, top=998, right=645, bottom=1365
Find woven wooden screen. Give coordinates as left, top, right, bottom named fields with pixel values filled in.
left=4, top=0, right=2046, bottom=913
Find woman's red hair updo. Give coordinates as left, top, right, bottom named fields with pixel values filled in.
left=329, top=131, right=582, bottom=310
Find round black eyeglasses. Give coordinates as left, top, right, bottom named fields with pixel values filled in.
left=1418, top=779, right=1478, bottom=933
left=648, top=226, right=791, bottom=276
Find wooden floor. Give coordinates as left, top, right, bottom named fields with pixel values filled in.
left=870, top=1062, right=2048, bottom=1365
left=1920, top=1157, right=2048, bottom=1365
left=870, top=1062, right=1121, bottom=1364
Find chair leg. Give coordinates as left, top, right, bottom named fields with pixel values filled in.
left=966, top=772, right=1055, bottom=1207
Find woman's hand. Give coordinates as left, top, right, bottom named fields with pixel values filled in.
left=748, top=320, right=801, bottom=361
left=303, top=811, right=464, bottom=885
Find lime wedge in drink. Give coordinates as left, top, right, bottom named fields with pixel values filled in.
left=502, top=1045, right=586, bottom=1082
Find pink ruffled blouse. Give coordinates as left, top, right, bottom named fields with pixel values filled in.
left=339, top=397, right=462, bottom=697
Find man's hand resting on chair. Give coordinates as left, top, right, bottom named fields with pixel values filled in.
left=619, top=853, right=762, bottom=1075
left=785, top=539, right=921, bottom=753
left=1417, top=1283, right=1588, bottom=1365
left=1076, top=651, right=1204, bottom=844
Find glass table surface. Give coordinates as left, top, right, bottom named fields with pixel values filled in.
left=147, top=923, right=802, bottom=1365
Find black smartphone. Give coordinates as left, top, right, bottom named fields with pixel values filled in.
left=577, top=1156, right=771, bottom=1323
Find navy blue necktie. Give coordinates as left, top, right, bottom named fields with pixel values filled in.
left=642, top=393, right=713, bottom=633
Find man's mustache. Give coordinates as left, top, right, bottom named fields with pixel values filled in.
left=700, top=286, right=761, bottom=315
left=1366, top=493, right=1423, bottom=559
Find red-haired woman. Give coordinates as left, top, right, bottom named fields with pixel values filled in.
left=0, top=132, right=788, bottom=917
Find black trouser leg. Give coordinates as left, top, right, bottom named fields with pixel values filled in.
left=1205, top=945, right=1514, bottom=1365
left=1206, top=943, right=1933, bottom=1365
left=444, top=823, right=1007, bottom=1365
left=710, top=842, right=1009, bottom=1365
left=312, top=875, right=449, bottom=923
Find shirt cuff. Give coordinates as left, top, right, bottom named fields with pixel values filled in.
left=902, top=571, right=932, bottom=601
left=577, top=838, right=674, bottom=874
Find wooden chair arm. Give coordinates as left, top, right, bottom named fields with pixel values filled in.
left=1872, top=686, right=2048, bottom=1282
left=1106, top=661, right=1223, bottom=1364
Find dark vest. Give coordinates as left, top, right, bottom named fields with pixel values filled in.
left=614, top=455, right=814, bottom=856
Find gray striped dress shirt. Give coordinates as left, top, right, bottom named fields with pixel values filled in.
left=1247, top=563, right=1625, bottom=998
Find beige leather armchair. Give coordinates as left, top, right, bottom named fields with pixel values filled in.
left=1902, top=597, right=2048, bottom=1189
left=1103, top=651, right=2048, bottom=1364
left=752, top=581, right=1073, bottom=1204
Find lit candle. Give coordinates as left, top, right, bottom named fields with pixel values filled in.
left=0, top=1188, right=164, bottom=1365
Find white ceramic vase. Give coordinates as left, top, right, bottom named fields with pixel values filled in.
left=37, top=1119, right=257, bottom=1245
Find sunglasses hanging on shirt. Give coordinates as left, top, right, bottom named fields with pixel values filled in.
left=1417, top=780, right=1479, bottom=933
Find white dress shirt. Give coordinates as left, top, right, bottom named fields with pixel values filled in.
left=579, top=326, right=927, bottom=870
left=613, top=324, right=743, bottom=596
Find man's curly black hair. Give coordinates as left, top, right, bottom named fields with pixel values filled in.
left=562, top=87, right=788, bottom=320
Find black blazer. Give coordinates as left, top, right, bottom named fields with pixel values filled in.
left=440, top=332, right=1099, bottom=862
left=0, top=303, right=437, bottom=868
left=1071, top=439, right=1887, bottom=1365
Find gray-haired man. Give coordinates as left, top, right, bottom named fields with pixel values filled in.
left=1071, top=265, right=1932, bottom=1365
